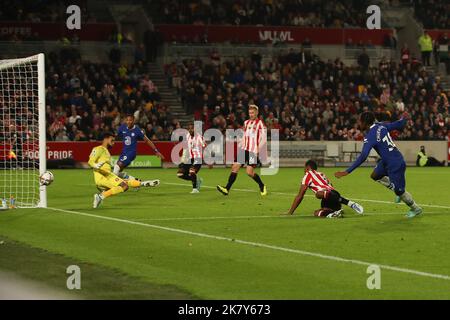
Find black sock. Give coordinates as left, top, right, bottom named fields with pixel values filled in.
left=252, top=174, right=265, bottom=191
left=339, top=196, right=349, bottom=205
left=191, top=173, right=197, bottom=189
left=226, top=172, right=237, bottom=190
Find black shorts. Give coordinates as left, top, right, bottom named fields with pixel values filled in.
left=178, top=158, right=202, bottom=173
left=320, top=190, right=342, bottom=211
left=235, top=150, right=260, bottom=168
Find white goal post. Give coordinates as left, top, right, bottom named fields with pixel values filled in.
left=0, top=53, right=47, bottom=208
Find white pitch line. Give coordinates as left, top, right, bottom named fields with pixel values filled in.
left=132, top=215, right=278, bottom=221
left=47, top=206, right=450, bottom=282
left=164, top=182, right=450, bottom=210
left=130, top=211, right=441, bottom=222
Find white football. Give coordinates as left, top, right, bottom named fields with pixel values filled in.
left=40, top=171, right=54, bottom=186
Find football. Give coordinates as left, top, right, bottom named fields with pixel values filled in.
left=39, top=171, right=54, bottom=186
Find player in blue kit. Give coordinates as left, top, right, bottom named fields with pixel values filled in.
left=114, top=114, right=165, bottom=183
left=334, top=111, right=422, bottom=218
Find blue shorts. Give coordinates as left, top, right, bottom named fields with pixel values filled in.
left=373, top=160, right=406, bottom=195
left=118, top=152, right=136, bottom=167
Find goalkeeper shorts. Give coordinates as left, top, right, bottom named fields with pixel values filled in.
left=95, top=173, right=124, bottom=191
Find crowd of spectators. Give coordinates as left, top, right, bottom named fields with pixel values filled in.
left=167, top=48, right=450, bottom=141
left=45, top=50, right=180, bottom=142
left=0, top=0, right=95, bottom=23
left=413, top=0, right=450, bottom=30
left=156, top=0, right=369, bottom=28
left=0, top=0, right=103, bottom=42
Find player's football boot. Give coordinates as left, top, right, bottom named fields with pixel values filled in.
left=406, top=207, right=423, bottom=218
left=326, top=210, right=343, bottom=218
left=142, top=180, right=160, bottom=187
left=394, top=196, right=401, bottom=203
left=93, top=194, right=103, bottom=209
left=350, top=202, right=364, bottom=214
left=216, top=185, right=229, bottom=195
left=197, top=177, right=203, bottom=190
left=190, top=188, right=200, bottom=194
left=260, top=185, right=268, bottom=196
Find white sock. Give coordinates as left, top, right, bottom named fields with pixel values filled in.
left=376, top=176, right=393, bottom=189
left=113, top=164, right=121, bottom=176
left=347, top=200, right=355, bottom=207
left=399, top=191, right=419, bottom=210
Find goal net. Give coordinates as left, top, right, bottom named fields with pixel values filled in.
left=0, top=54, right=46, bottom=208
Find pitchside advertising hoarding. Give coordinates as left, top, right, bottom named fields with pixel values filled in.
left=448, top=141, right=450, bottom=162
left=45, top=142, right=173, bottom=168
left=110, top=155, right=161, bottom=168
left=0, top=22, right=115, bottom=41
left=156, top=24, right=394, bottom=45
left=1, top=140, right=237, bottom=166
left=0, top=142, right=173, bottom=167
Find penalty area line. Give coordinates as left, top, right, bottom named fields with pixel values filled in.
left=164, top=182, right=450, bottom=210
left=46, top=206, right=450, bottom=282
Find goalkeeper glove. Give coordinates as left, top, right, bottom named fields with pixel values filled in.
left=94, top=162, right=105, bottom=170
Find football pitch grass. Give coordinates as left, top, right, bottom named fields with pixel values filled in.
left=1, top=167, right=450, bottom=299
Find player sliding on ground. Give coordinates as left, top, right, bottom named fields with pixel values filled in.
left=114, top=114, right=164, bottom=181
left=334, top=111, right=423, bottom=218
left=217, top=104, right=267, bottom=196
left=89, top=133, right=160, bottom=208
left=286, top=160, right=364, bottom=218
left=177, top=123, right=206, bottom=194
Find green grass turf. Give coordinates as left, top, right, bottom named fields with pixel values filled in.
left=0, top=235, right=196, bottom=299
left=0, top=167, right=450, bottom=299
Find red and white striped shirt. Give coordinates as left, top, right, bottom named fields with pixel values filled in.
left=242, top=119, right=266, bottom=154
left=187, top=133, right=206, bottom=159
left=301, top=170, right=335, bottom=193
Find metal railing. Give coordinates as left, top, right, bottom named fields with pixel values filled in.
left=163, top=43, right=397, bottom=64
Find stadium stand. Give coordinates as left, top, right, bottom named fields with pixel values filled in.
left=168, top=49, right=449, bottom=141
left=0, top=0, right=98, bottom=23
left=3, top=0, right=445, bottom=143
left=152, top=0, right=369, bottom=28
left=412, top=0, right=450, bottom=30
left=44, top=50, right=181, bottom=142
